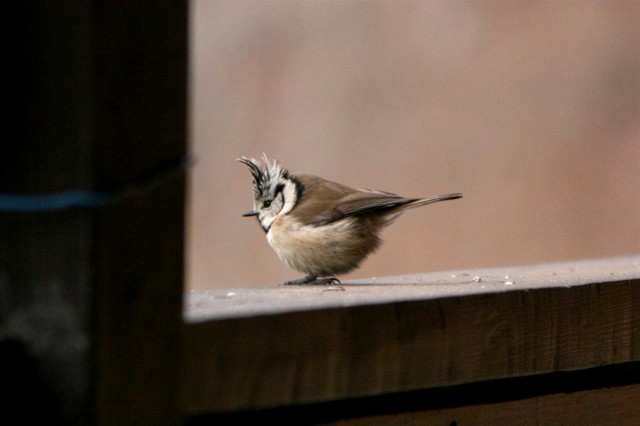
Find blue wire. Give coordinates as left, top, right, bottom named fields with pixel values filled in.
left=0, top=154, right=191, bottom=212
left=0, top=190, right=113, bottom=212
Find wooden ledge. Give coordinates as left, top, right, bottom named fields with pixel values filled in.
left=180, top=256, right=640, bottom=416
left=185, top=257, right=639, bottom=321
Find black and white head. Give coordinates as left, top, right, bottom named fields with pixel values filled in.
left=238, top=155, right=300, bottom=232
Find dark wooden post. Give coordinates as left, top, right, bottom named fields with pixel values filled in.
left=2, top=2, right=188, bottom=424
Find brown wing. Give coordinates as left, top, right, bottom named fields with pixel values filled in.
left=335, top=192, right=419, bottom=216
left=290, top=173, right=417, bottom=225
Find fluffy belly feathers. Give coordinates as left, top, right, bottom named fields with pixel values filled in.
left=267, top=216, right=380, bottom=277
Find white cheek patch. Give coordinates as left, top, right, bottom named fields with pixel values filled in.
left=258, top=179, right=297, bottom=232
left=279, top=181, right=297, bottom=215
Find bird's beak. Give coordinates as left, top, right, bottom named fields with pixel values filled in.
left=242, top=209, right=259, bottom=217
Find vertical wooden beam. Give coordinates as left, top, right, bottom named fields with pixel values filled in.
left=2, top=1, right=94, bottom=423
left=89, top=2, right=187, bottom=424
left=2, top=1, right=188, bottom=424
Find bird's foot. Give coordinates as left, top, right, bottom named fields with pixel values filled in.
left=315, top=277, right=341, bottom=285
left=281, top=275, right=341, bottom=286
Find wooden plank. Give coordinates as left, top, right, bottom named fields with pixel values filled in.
left=186, top=257, right=640, bottom=320
left=185, top=367, right=640, bottom=425
left=320, top=383, right=640, bottom=426
left=180, top=257, right=640, bottom=415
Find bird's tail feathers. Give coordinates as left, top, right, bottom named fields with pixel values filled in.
left=402, top=192, right=462, bottom=211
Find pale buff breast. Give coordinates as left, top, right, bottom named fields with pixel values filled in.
left=267, top=215, right=381, bottom=277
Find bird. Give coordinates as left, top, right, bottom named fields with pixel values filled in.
left=238, top=155, right=462, bottom=285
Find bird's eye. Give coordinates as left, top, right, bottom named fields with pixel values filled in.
left=263, top=200, right=272, bottom=208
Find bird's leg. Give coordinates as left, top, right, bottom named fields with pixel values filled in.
left=314, top=277, right=341, bottom=285
left=281, top=275, right=342, bottom=286
left=282, top=274, right=318, bottom=285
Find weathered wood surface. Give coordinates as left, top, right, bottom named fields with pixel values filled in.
left=181, top=256, right=640, bottom=415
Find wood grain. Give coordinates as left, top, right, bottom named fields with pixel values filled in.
left=180, top=257, right=640, bottom=415
left=326, top=383, right=640, bottom=426
left=2, top=3, right=188, bottom=425
left=90, top=2, right=188, bottom=424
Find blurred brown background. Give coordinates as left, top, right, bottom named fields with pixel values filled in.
left=187, top=1, right=639, bottom=290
